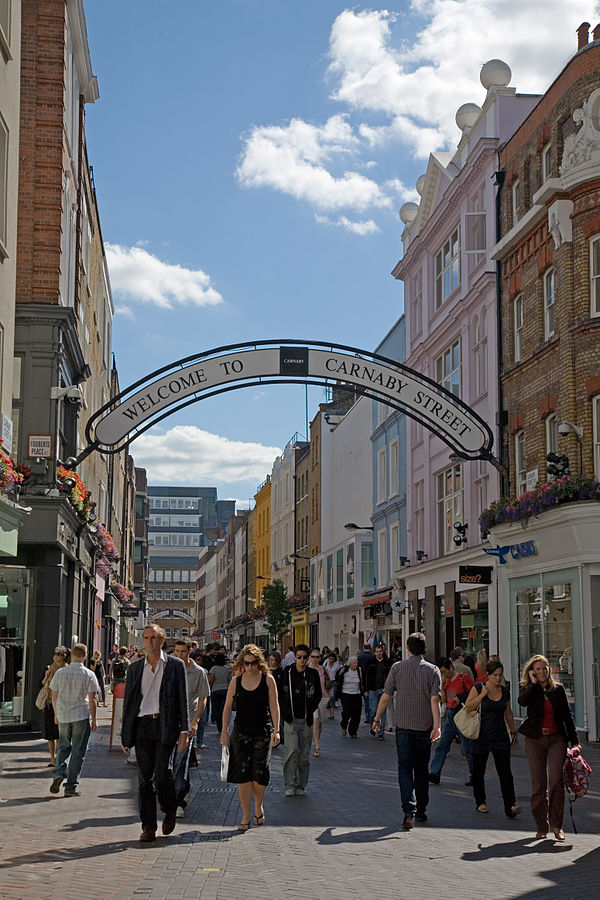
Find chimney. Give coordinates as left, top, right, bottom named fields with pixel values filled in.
left=593, top=23, right=600, bottom=41
left=577, top=22, right=590, bottom=49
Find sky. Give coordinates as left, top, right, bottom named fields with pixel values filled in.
left=84, top=0, right=599, bottom=505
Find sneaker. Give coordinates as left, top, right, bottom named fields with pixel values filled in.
left=428, top=772, right=440, bottom=785
left=295, top=787, right=305, bottom=796
left=507, top=805, right=522, bottom=819
left=465, top=778, right=473, bottom=787
left=199, top=743, right=208, bottom=750
left=402, top=816, right=414, bottom=831
left=50, top=777, right=63, bottom=794
left=176, top=806, right=185, bottom=818
left=285, top=787, right=296, bottom=797
left=341, top=727, right=347, bottom=736
left=414, top=812, right=427, bottom=823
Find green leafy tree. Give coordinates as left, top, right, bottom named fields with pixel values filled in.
left=262, top=578, right=292, bottom=647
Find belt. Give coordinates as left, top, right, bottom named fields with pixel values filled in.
left=541, top=727, right=558, bottom=735
left=140, top=713, right=160, bottom=719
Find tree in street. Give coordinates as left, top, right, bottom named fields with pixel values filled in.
left=262, top=578, right=292, bottom=648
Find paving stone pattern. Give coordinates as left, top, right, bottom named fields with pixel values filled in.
left=1, top=704, right=599, bottom=900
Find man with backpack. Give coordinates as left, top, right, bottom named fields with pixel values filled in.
left=110, top=647, right=130, bottom=692
left=428, top=657, right=474, bottom=786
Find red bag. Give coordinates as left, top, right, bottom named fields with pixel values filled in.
left=563, top=747, right=592, bottom=833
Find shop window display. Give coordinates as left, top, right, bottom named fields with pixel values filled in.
left=0, top=568, right=30, bottom=725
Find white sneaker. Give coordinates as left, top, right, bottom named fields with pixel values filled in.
left=285, top=787, right=295, bottom=797
left=199, top=743, right=208, bottom=750
left=176, top=806, right=185, bottom=818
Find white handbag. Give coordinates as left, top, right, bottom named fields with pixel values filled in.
left=454, top=705, right=481, bottom=740
left=220, top=745, right=230, bottom=782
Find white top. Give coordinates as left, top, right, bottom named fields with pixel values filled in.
left=283, top=650, right=295, bottom=667
left=342, top=669, right=361, bottom=695
left=50, top=662, right=99, bottom=723
left=138, top=651, right=167, bottom=717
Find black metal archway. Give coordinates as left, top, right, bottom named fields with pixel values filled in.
left=73, top=340, right=499, bottom=470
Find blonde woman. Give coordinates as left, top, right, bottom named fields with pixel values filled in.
left=518, top=654, right=579, bottom=841
left=220, top=644, right=280, bottom=832
left=41, top=647, right=68, bottom=765
left=475, top=650, right=489, bottom=683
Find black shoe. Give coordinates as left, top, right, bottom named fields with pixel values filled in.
left=162, top=811, right=177, bottom=835
left=350, top=734, right=358, bottom=739
left=465, top=778, right=473, bottom=787
left=428, top=772, right=440, bottom=785
left=402, top=816, right=414, bottom=831
left=140, top=829, right=156, bottom=842
left=49, top=777, right=63, bottom=794
left=64, top=790, right=80, bottom=797
left=414, top=812, right=428, bottom=823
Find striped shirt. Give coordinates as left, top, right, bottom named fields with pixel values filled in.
left=383, top=655, right=442, bottom=731
left=50, top=662, right=99, bottom=723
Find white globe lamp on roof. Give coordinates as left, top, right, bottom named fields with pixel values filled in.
left=455, top=103, right=482, bottom=132
left=480, top=59, right=512, bottom=90
left=399, top=202, right=419, bottom=224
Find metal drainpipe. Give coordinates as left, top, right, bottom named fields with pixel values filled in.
left=494, top=165, right=509, bottom=498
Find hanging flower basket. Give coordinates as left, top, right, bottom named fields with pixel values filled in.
left=0, top=440, right=26, bottom=492
left=480, top=475, right=600, bottom=533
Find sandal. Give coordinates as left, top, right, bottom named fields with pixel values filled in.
left=535, top=832, right=547, bottom=839
left=314, top=748, right=320, bottom=757
left=237, top=821, right=251, bottom=832
left=254, top=812, right=265, bottom=826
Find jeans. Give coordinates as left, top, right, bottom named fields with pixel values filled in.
left=340, top=694, right=362, bottom=736
left=172, top=741, right=192, bottom=808
left=196, top=705, right=208, bottom=745
left=283, top=719, right=313, bottom=790
left=135, top=717, right=178, bottom=832
left=395, top=728, right=432, bottom=817
left=53, top=718, right=91, bottom=792
left=471, top=747, right=516, bottom=814
left=363, top=691, right=371, bottom=720
left=211, top=690, right=227, bottom=733
left=429, top=706, right=473, bottom=776
left=368, top=689, right=386, bottom=729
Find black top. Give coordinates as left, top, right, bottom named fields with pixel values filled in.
left=473, top=683, right=511, bottom=751
left=277, top=665, right=322, bottom=725
left=365, top=658, right=392, bottom=690
left=517, top=681, right=578, bottom=745
left=233, top=672, right=271, bottom=735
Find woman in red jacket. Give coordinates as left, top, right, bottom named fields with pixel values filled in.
left=518, top=654, right=580, bottom=841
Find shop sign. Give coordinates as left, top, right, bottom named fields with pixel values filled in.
left=483, top=540, right=537, bottom=565
left=459, top=565, right=492, bottom=584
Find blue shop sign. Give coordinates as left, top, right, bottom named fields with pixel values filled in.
left=483, top=540, right=537, bottom=565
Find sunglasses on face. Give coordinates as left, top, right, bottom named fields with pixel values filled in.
left=244, top=659, right=259, bottom=666
left=296, top=654, right=308, bottom=660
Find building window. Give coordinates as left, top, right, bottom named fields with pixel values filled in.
left=593, top=396, right=600, bottom=480
left=542, top=143, right=552, bottom=182
left=377, top=529, right=387, bottom=586
left=512, top=179, right=520, bottom=225
left=514, top=295, right=523, bottom=362
left=472, top=311, right=487, bottom=398
left=435, top=339, right=461, bottom=398
left=544, top=269, right=555, bottom=339
left=390, top=522, right=399, bottom=575
left=361, top=542, right=374, bottom=591
left=436, top=465, right=463, bottom=556
left=346, top=543, right=354, bottom=600
left=515, top=430, right=527, bottom=496
left=377, top=448, right=386, bottom=504
left=326, top=554, right=333, bottom=604
left=434, top=227, right=460, bottom=309
left=410, top=270, right=423, bottom=337
left=165, top=628, right=171, bottom=638
left=474, top=459, right=489, bottom=521
left=336, top=548, right=343, bottom=603
left=414, top=480, right=424, bottom=554
left=0, top=1, right=10, bottom=54
left=389, top=438, right=399, bottom=497
left=590, top=237, right=600, bottom=318
left=154, top=590, right=162, bottom=601
left=545, top=414, right=558, bottom=471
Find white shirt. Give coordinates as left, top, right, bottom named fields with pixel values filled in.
left=342, top=668, right=361, bottom=694
left=138, top=651, right=167, bottom=717
left=49, top=662, right=99, bottom=723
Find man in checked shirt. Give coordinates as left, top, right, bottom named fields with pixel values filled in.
left=372, top=632, right=441, bottom=831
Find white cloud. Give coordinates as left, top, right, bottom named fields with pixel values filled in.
left=328, top=3, right=600, bottom=153
left=316, top=214, right=380, bottom=235
left=114, top=305, right=135, bottom=319
left=236, top=115, right=391, bottom=213
left=131, top=425, right=280, bottom=486
left=105, top=244, right=224, bottom=310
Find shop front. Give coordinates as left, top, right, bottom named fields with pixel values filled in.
left=0, top=566, right=31, bottom=728
left=491, top=502, right=600, bottom=740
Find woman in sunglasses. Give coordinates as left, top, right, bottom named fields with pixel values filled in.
left=221, top=644, right=280, bottom=832
left=40, top=647, right=69, bottom=766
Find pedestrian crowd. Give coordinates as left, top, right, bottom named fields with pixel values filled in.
left=41, top=627, right=583, bottom=846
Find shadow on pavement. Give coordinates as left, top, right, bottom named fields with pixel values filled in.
left=2, top=795, right=58, bottom=807
left=462, top=836, right=573, bottom=861
left=0, top=839, right=158, bottom=869
left=316, top=825, right=399, bottom=845
left=515, top=846, right=600, bottom=898
left=60, top=815, right=139, bottom=831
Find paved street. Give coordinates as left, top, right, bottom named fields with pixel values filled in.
left=1, top=702, right=599, bottom=900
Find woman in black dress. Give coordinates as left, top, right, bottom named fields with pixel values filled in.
left=221, top=644, right=280, bottom=832
left=41, top=646, right=68, bottom=765
left=464, top=658, right=521, bottom=818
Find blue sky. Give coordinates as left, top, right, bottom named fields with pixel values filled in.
left=84, top=0, right=596, bottom=504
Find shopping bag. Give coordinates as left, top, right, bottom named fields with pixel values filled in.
left=453, top=705, right=481, bottom=740
left=220, top=745, right=230, bottom=782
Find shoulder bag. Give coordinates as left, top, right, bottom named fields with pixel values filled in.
left=35, top=685, right=50, bottom=710
left=454, top=703, right=481, bottom=740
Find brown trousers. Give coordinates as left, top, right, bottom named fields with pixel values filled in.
left=524, top=733, right=567, bottom=831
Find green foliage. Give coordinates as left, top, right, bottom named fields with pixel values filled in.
left=262, top=578, right=292, bottom=645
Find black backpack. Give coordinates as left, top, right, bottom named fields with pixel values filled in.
left=112, top=658, right=126, bottom=679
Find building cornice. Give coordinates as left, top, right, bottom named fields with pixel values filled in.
left=67, top=0, right=99, bottom=103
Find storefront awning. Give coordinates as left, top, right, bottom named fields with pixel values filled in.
left=362, top=591, right=391, bottom=607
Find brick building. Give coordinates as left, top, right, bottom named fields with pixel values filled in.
left=491, top=24, right=600, bottom=739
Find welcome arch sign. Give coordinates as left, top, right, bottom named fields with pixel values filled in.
left=76, top=340, right=497, bottom=468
